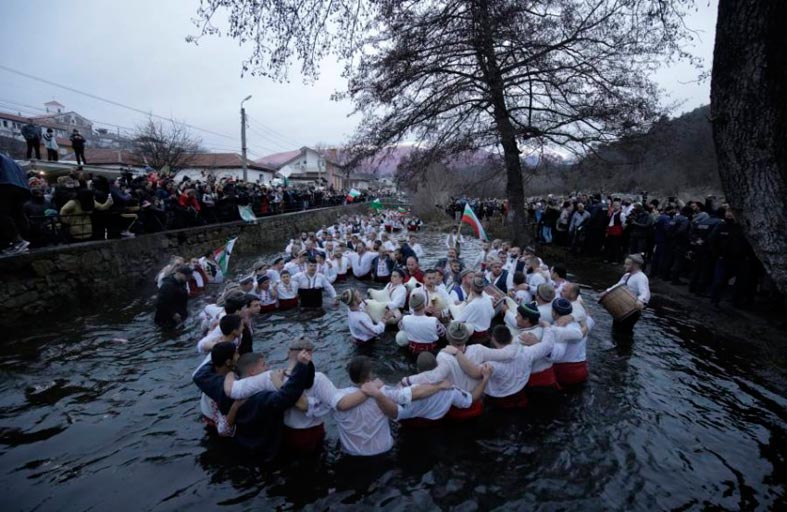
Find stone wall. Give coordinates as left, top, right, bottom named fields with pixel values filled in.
left=0, top=204, right=369, bottom=327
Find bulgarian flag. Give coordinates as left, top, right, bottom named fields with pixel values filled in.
left=213, top=237, right=238, bottom=274
left=461, top=204, right=488, bottom=241
left=346, top=188, right=361, bottom=203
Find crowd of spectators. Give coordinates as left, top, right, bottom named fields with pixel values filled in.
left=1, top=156, right=370, bottom=254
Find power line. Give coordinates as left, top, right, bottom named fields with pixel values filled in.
left=245, top=114, right=302, bottom=148
left=0, top=63, right=239, bottom=142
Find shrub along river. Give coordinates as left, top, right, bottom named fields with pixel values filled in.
left=0, top=231, right=785, bottom=511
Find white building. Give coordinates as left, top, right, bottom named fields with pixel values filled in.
left=257, top=146, right=347, bottom=189
left=174, top=153, right=275, bottom=184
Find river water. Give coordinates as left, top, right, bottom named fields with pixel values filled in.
left=1, top=231, right=785, bottom=511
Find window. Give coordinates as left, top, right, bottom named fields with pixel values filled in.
left=2, top=120, right=6, bottom=127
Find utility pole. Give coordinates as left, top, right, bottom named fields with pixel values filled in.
left=240, top=95, right=252, bottom=182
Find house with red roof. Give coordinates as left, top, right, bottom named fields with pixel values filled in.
left=256, top=146, right=348, bottom=190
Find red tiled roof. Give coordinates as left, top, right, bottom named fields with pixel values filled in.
left=255, top=149, right=302, bottom=167
left=186, top=152, right=274, bottom=171
left=0, top=111, right=30, bottom=123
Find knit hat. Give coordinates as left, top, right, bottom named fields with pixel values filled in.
left=409, top=292, right=426, bottom=310
left=339, top=289, right=355, bottom=306
left=536, top=283, right=555, bottom=302
left=289, top=337, right=314, bottom=351
left=256, top=274, right=270, bottom=284
left=445, top=321, right=470, bottom=344
left=459, top=269, right=474, bottom=280
left=471, top=276, right=486, bottom=293
left=552, top=297, right=573, bottom=316
left=516, top=302, right=541, bottom=323
left=627, top=253, right=645, bottom=266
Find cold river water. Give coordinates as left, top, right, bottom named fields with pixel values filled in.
left=1, top=231, right=785, bottom=511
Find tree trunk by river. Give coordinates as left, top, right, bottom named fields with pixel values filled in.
left=710, top=0, right=787, bottom=293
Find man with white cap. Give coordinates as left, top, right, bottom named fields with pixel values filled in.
left=454, top=276, right=495, bottom=343
left=547, top=298, right=588, bottom=387
left=449, top=269, right=475, bottom=304
left=445, top=324, right=556, bottom=409
left=599, top=253, right=650, bottom=333
left=485, top=257, right=513, bottom=293
left=397, top=292, right=446, bottom=354
left=534, top=283, right=556, bottom=324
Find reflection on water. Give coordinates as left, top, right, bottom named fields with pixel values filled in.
left=1, top=232, right=785, bottom=510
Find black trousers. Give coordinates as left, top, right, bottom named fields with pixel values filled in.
left=26, top=138, right=41, bottom=159
left=612, top=311, right=641, bottom=334
left=47, top=148, right=58, bottom=161
left=74, top=146, right=86, bottom=165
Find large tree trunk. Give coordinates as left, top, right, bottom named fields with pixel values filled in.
left=473, top=0, right=529, bottom=246
left=711, top=0, right=787, bottom=293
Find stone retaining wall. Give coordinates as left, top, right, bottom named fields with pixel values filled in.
left=0, top=203, right=369, bottom=327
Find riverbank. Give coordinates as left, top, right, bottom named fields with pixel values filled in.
left=0, top=203, right=370, bottom=328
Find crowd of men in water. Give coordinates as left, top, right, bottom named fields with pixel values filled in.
left=152, top=210, right=650, bottom=460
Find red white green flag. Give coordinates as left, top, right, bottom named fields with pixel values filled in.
left=461, top=204, right=488, bottom=241
left=213, top=237, right=238, bottom=275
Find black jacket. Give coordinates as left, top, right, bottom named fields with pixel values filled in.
left=155, top=276, right=188, bottom=326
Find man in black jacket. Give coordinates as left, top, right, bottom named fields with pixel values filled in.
left=193, top=344, right=316, bottom=461
left=154, top=265, right=192, bottom=327
left=70, top=129, right=87, bottom=165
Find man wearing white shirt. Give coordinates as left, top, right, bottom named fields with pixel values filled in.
left=473, top=241, right=492, bottom=272
left=292, top=258, right=337, bottom=308
left=408, top=235, right=425, bottom=259
left=600, top=253, right=650, bottom=333
left=397, top=292, right=446, bottom=354
left=330, top=356, right=449, bottom=456
left=455, top=276, right=495, bottom=343
left=346, top=244, right=376, bottom=280
left=485, top=258, right=513, bottom=294
left=547, top=298, right=589, bottom=387
left=409, top=269, right=451, bottom=320
left=449, top=269, right=474, bottom=304
left=534, top=283, right=556, bottom=324
left=505, top=302, right=559, bottom=396
left=446, top=324, right=555, bottom=409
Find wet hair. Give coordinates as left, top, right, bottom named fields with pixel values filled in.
left=211, top=341, right=236, bottom=367
left=219, top=314, right=242, bottom=335
left=492, top=325, right=512, bottom=346
left=243, top=293, right=260, bottom=307
left=236, top=352, right=265, bottom=378
left=416, top=352, right=438, bottom=373
left=347, top=355, right=374, bottom=384
left=552, top=265, right=567, bottom=279
left=280, top=269, right=290, bottom=276
left=224, top=292, right=248, bottom=314
left=423, top=268, right=438, bottom=277
left=513, top=271, right=526, bottom=286
left=391, top=269, right=404, bottom=279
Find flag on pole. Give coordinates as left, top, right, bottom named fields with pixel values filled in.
left=370, top=198, right=383, bottom=211
left=238, top=205, right=257, bottom=222
left=346, top=188, right=362, bottom=203
left=461, top=204, right=488, bottom=241
left=213, top=237, right=238, bottom=275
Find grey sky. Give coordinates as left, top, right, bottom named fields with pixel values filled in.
left=0, top=0, right=717, bottom=159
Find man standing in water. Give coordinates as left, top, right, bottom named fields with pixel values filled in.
left=599, top=253, right=650, bottom=333
left=154, top=265, right=192, bottom=328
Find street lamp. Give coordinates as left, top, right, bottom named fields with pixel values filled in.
left=240, top=95, right=252, bottom=182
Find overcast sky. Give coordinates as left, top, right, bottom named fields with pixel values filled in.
left=0, top=0, right=718, bottom=159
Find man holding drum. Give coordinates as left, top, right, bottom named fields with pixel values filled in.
left=599, top=253, right=651, bottom=333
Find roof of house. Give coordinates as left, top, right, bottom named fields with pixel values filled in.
left=0, top=111, right=30, bottom=123
left=45, top=100, right=65, bottom=107
left=81, top=148, right=145, bottom=166
left=255, top=149, right=303, bottom=168
left=187, top=152, right=274, bottom=171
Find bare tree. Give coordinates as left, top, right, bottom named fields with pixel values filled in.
left=191, top=0, right=697, bottom=244
left=711, top=0, right=787, bottom=293
left=133, top=119, right=202, bottom=171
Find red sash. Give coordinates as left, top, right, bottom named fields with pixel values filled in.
left=469, top=330, right=489, bottom=342
left=283, top=424, right=326, bottom=452
left=553, top=361, right=588, bottom=387
left=336, top=273, right=348, bottom=282
left=486, top=386, right=528, bottom=409
left=259, top=303, right=278, bottom=314
left=527, top=367, right=560, bottom=390
left=446, top=399, right=483, bottom=421
left=202, top=415, right=217, bottom=430
left=278, top=297, right=299, bottom=310
left=408, top=341, right=438, bottom=354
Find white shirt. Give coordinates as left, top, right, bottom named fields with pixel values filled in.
left=612, top=271, right=651, bottom=305
left=347, top=251, right=376, bottom=277
left=548, top=323, right=586, bottom=363
left=537, top=303, right=554, bottom=324
left=331, top=386, right=410, bottom=456
left=348, top=310, right=385, bottom=341
left=456, top=295, right=495, bottom=332
left=332, top=255, right=350, bottom=275
left=486, top=270, right=514, bottom=292
left=284, top=260, right=306, bottom=276
left=254, top=286, right=277, bottom=306
left=508, top=324, right=552, bottom=373
left=276, top=281, right=298, bottom=299
left=199, top=304, right=224, bottom=333
left=400, top=314, right=442, bottom=343
left=468, top=336, right=555, bottom=397
left=407, top=351, right=479, bottom=393
left=266, top=269, right=281, bottom=285
left=382, top=240, right=397, bottom=252
left=396, top=387, right=472, bottom=421
left=411, top=243, right=425, bottom=259
left=445, top=233, right=465, bottom=249
left=410, top=286, right=451, bottom=316
left=382, top=283, right=407, bottom=310
left=292, top=271, right=337, bottom=298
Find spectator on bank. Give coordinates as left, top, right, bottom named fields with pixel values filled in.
left=70, top=129, right=87, bottom=165
left=0, top=153, right=32, bottom=255
left=43, top=128, right=59, bottom=162
left=60, top=188, right=113, bottom=241
left=21, top=120, right=42, bottom=160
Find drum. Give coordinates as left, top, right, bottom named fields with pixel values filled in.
left=483, top=284, right=507, bottom=314
left=599, top=283, right=639, bottom=320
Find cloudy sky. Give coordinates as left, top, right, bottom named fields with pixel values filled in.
left=0, top=0, right=717, bottom=159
